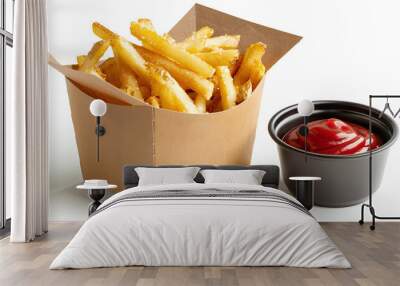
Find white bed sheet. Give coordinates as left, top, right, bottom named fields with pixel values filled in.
left=50, top=183, right=350, bottom=269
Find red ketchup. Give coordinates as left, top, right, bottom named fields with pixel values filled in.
left=283, top=118, right=380, bottom=155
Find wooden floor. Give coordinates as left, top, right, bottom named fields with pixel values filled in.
left=0, top=222, right=399, bottom=286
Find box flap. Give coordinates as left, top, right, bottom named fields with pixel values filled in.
left=167, top=5, right=197, bottom=41
left=48, top=54, right=147, bottom=107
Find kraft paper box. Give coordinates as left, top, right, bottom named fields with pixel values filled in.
left=49, top=4, right=301, bottom=188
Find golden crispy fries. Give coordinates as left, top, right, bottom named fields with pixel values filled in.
left=135, top=45, right=214, bottom=100
left=176, top=26, right=214, bottom=53
left=78, top=20, right=266, bottom=112
left=146, top=96, right=160, bottom=108
left=205, top=35, right=240, bottom=50
left=110, top=37, right=150, bottom=85
left=194, top=94, right=207, bottom=113
left=233, top=42, right=266, bottom=86
left=130, top=20, right=215, bottom=78
left=118, top=61, right=144, bottom=100
left=249, top=61, right=266, bottom=87
left=147, top=64, right=199, bottom=113
left=216, top=66, right=237, bottom=110
left=79, top=40, right=110, bottom=73
left=92, top=22, right=118, bottom=40
left=236, top=80, right=252, bottom=104
left=195, top=49, right=239, bottom=68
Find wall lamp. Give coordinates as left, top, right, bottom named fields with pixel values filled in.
left=297, top=99, right=314, bottom=162
left=89, top=99, right=107, bottom=162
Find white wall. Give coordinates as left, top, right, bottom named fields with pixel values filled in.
left=48, top=0, right=400, bottom=221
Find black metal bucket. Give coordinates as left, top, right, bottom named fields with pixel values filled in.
left=268, top=100, right=398, bottom=207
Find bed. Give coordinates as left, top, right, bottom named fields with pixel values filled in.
left=50, top=165, right=350, bottom=269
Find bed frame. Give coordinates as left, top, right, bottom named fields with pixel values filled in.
left=123, top=165, right=280, bottom=189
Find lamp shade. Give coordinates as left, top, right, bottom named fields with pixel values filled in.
left=90, top=99, right=107, bottom=117
left=297, top=99, right=314, bottom=116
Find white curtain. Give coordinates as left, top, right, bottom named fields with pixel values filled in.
left=8, top=0, right=49, bottom=242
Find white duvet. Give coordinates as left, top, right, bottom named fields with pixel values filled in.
left=50, top=183, right=350, bottom=269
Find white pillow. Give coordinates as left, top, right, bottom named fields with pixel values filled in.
left=135, top=167, right=200, bottom=186
left=200, top=169, right=266, bottom=185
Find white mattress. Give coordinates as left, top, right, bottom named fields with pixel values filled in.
left=50, top=183, right=350, bottom=269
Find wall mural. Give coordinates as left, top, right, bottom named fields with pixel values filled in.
left=48, top=4, right=301, bottom=188
left=48, top=4, right=397, bottom=209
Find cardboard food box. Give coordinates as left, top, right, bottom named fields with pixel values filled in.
left=49, top=4, right=301, bottom=188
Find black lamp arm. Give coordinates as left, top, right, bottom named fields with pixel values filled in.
left=95, top=117, right=106, bottom=136
left=95, top=116, right=106, bottom=162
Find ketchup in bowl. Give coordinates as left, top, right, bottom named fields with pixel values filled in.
left=283, top=118, right=380, bottom=155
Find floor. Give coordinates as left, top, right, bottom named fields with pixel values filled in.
left=0, top=222, right=399, bottom=286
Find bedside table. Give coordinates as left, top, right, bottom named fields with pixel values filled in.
left=289, top=177, right=321, bottom=210
left=77, top=182, right=117, bottom=216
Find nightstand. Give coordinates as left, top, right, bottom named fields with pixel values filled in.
left=289, top=177, right=321, bottom=210
left=77, top=181, right=117, bottom=216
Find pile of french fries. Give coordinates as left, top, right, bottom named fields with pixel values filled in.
left=76, top=19, right=267, bottom=113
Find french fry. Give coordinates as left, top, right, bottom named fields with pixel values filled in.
left=249, top=61, right=266, bottom=87
left=79, top=40, right=110, bottom=73
left=163, top=33, right=176, bottom=44
left=195, top=49, right=239, bottom=68
left=118, top=61, right=144, bottom=100
left=99, top=57, right=121, bottom=87
left=190, top=26, right=214, bottom=39
left=176, top=26, right=214, bottom=52
left=93, top=67, right=106, bottom=79
left=150, top=80, right=176, bottom=111
left=110, top=37, right=150, bottom=85
left=139, top=23, right=173, bottom=54
left=207, top=93, right=222, bottom=113
left=139, top=85, right=151, bottom=99
left=205, top=35, right=240, bottom=50
left=194, top=94, right=207, bottom=113
left=130, top=20, right=215, bottom=78
left=210, top=74, right=219, bottom=89
left=236, top=80, right=252, bottom=104
left=146, top=96, right=160, bottom=108
left=147, top=64, right=199, bottom=113
left=135, top=45, right=214, bottom=100
left=187, top=91, right=197, bottom=99
left=76, top=55, right=86, bottom=67
left=216, top=66, right=237, bottom=110
left=138, top=18, right=155, bottom=31
left=233, top=42, right=266, bottom=86
left=77, top=55, right=106, bottom=79
left=230, top=54, right=242, bottom=75
left=92, top=22, right=118, bottom=40
left=199, top=26, right=213, bottom=37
